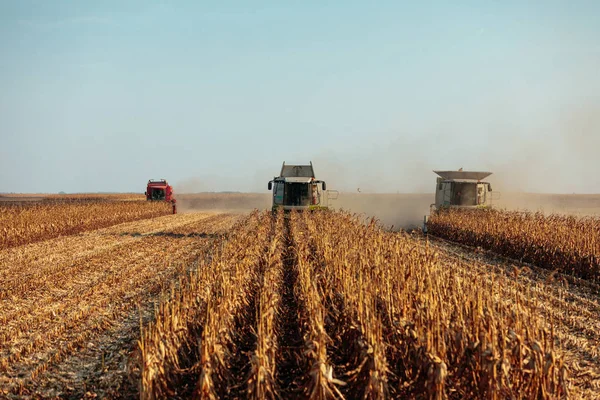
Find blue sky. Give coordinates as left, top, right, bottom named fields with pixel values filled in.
left=1, top=1, right=599, bottom=193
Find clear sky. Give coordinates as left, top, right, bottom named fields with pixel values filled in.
left=1, top=1, right=599, bottom=193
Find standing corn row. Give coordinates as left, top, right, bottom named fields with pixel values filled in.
left=385, top=219, right=568, bottom=398
left=194, top=211, right=272, bottom=399
left=247, top=209, right=284, bottom=399
left=0, top=200, right=172, bottom=249
left=304, top=211, right=569, bottom=399
left=303, top=212, right=389, bottom=399
left=376, top=215, right=567, bottom=399
left=428, top=208, right=600, bottom=280
left=289, top=211, right=346, bottom=399
left=137, top=209, right=574, bottom=399
left=139, top=211, right=263, bottom=399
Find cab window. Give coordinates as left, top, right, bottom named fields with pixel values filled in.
left=273, top=182, right=284, bottom=205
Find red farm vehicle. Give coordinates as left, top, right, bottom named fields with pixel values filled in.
left=145, top=179, right=177, bottom=214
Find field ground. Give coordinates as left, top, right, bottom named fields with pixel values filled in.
left=0, top=211, right=240, bottom=398
left=1, top=194, right=599, bottom=398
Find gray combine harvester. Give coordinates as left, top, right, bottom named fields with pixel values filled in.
left=432, top=170, right=494, bottom=210
left=424, top=169, right=498, bottom=232
left=267, top=161, right=336, bottom=211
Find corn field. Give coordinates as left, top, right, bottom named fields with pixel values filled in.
left=427, top=209, right=600, bottom=281
left=2, top=205, right=600, bottom=398
left=0, top=199, right=172, bottom=249
left=138, top=210, right=592, bottom=399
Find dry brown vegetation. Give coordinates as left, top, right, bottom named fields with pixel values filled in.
left=0, top=200, right=171, bottom=249
left=2, top=200, right=599, bottom=398
left=138, top=210, right=582, bottom=399
left=0, top=212, right=240, bottom=397
left=138, top=211, right=271, bottom=399
left=427, top=235, right=600, bottom=398
left=0, top=193, right=145, bottom=204
left=42, top=193, right=144, bottom=201
left=428, top=208, right=600, bottom=281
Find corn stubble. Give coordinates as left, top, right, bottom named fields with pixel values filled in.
left=0, top=212, right=237, bottom=395
left=428, top=209, right=600, bottom=281
left=140, top=210, right=573, bottom=399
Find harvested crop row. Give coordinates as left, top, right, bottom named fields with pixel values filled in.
left=0, top=200, right=172, bottom=249
left=0, top=212, right=240, bottom=395
left=0, top=213, right=218, bottom=292
left=0, top=213, right=225, bottom=304
left=428, top=208, right=600, bottom=281
left=139, top=211, right=271, bottom=399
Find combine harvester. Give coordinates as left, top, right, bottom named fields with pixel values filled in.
left=267, top=161, right=336, bottom=211
left=424, top=169, right=498, bottom=232
left=432, top=170, right=494, bottom=210
left=145, top=179, right=177, bottom=214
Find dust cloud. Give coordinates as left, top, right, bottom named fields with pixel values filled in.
left=173, top=176, right=270, bottom=213
left=308, top=153, right=433, bottom=229
left=308, top=100, right=600, bottom=224
left=328, top=193, right=432, bottom=231
left=176, top=193, right=270, bottom=214
left=170, top=101, right=599, bottom=226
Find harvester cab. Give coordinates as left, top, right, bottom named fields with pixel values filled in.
left=145, top=179, right=177, bottom=213
left=267, top=161, right=334, bottom=211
